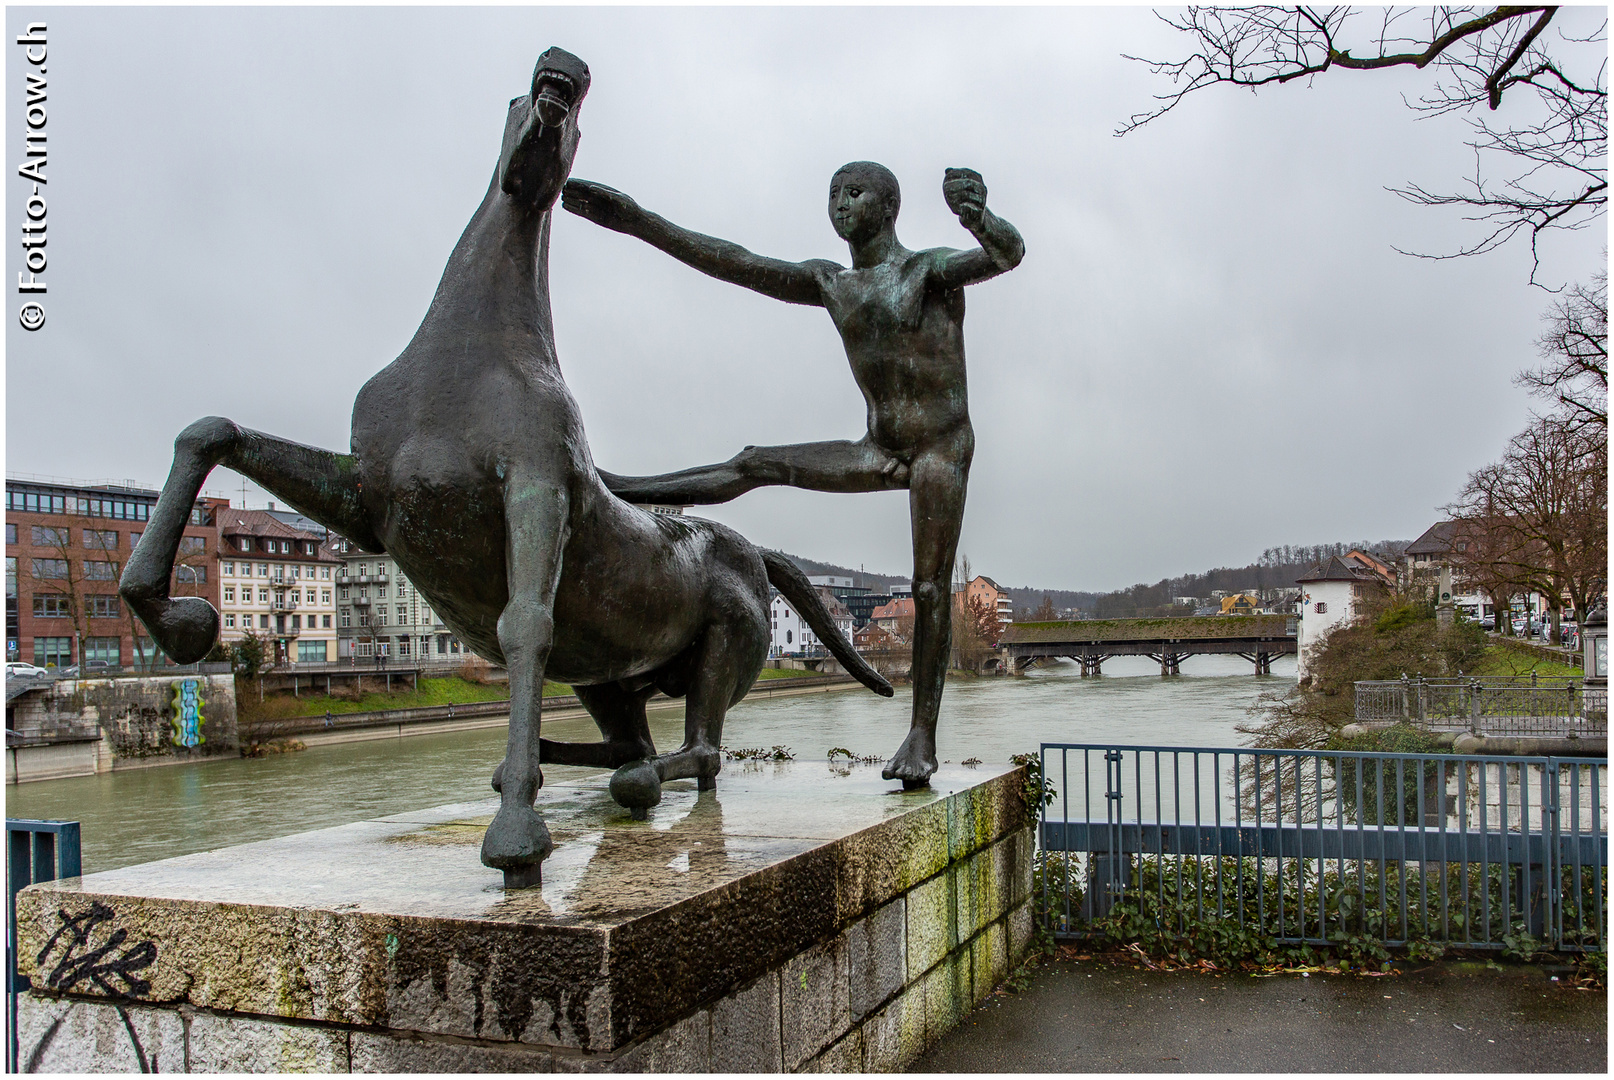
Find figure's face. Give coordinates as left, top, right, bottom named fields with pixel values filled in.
left=829, top=172, right=889, bottom=243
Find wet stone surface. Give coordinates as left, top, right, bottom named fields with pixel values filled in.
left=16, top=762, right=1023, bottom=1055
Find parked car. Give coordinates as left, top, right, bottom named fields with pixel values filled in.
left=1479, top=615, right=1497, bottom=630
left=5, top=661, right=49, bottom=679
left=55, top=660, right=111, bottom=679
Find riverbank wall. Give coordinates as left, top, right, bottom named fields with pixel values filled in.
left=6, top=674, right=238, bottom=784
left=7, top=674, right=860, bottom=780
left=15, top=764, right=1035, bottom=1072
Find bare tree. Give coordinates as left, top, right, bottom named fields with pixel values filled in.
left=1517, top=268, right=1608, bottom=437
left=1121, top=7, right=1608, bottom=282
left=1446, top=413, right=1607, bottom=640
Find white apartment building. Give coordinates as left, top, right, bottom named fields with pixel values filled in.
left=216, top=509, right=340, bottom=665
left=329, top=539, right=466, bottom=660
left=770, top=591, right=822, bottom=657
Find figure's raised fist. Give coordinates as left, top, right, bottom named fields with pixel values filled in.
left=943, top=167, right=987, bottom=229
left=562, top=179, right=642, bottom=232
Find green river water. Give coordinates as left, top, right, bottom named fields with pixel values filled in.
left=6, top=655, right=1293, bottom=873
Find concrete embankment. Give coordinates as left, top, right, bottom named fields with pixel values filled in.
left=289, top=674, right=863, bottom=749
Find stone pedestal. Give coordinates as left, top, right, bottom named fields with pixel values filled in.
left=15, top=762, right=1034, bottom=1072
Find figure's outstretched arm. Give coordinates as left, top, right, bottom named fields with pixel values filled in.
left=563, top=179, right=832, bottom=306
left=930, top=168, right=1025, bottom=291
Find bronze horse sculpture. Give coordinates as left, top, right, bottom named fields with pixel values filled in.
left=119, top=48, right=892, bottom=887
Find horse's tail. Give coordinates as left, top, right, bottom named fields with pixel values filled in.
left=762, top=550, right=894, bottom=698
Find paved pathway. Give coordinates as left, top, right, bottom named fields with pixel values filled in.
left=913, top=958, right=1606, bottom=1073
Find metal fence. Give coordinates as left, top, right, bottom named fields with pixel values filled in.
left=1354, top=676, right=1607, bottom=738
left=1037, top=744, right=1606, bottom=955
left=6, top=819, right=81, bottom=1072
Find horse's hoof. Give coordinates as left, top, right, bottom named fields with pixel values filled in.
left=130, top=597, right=220, bottom=665
left=491, top=761, right=504, bottom=793
left=480, top=805, right=554, bottom=870
left=609, top=759, right=662, bottom=813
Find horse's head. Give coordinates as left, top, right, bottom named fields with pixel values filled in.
left=498, top=47, right=590, bottom=210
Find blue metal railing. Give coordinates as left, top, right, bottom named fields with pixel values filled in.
left=7, top=819, right=82, bottom=1073
left=1036, top=744, right=1606, bottom=954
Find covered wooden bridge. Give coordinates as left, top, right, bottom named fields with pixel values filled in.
left=1000, top=614, right=1297, bottom=675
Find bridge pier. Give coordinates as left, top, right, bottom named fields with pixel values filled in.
left=1080, top=655, right=1104, bottom=677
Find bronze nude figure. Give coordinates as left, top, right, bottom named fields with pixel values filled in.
left=563, top=161, right=1024, bottom=787
left=119, top=48, right=892, bottom=888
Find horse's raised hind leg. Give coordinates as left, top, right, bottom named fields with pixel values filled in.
left=490, top=682, right=657, bottom=790
left=610, top=622, right=751, bottom=818
left=120, top=417, right=377, bottom=663
left=481, top=475, right=568, bottom=887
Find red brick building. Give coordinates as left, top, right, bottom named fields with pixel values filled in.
left=5, top=477, right=226, bottom=669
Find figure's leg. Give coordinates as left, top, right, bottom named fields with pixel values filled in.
left=609, top=621, right=754, bottom=818
left=120, top=417, right=376, bottom=663
left=600, top=437, right=908, bottom=505
left=481, top=474, right=569, bottom=887
left=491, top=683, right=657, bottom=790
left=883, top=433, right=973, bottom=787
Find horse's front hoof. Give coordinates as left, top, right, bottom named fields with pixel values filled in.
left=129, top=596, right=220, bottom=665
left=480, top=804, right=554, bottom=873
left=609, top=759, right=663, bottom=815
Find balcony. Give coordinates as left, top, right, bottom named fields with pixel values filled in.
left=270, top=599, right=299, bottom=611
left=274, top=624, right=302, bottom=638
left=337, top=572, right=389, bottom=585
left=349, top=595, right=371, bottom=607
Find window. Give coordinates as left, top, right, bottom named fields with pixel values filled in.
left=84, top=637, right=120, bottom=665
left=32, top=595, right=69, bottom=618
left=359, top=613, right=370, bottom=626
left=33, top=636, right=71, bottom=666
left=291, top=614, right=301, bottom=629
left=259, top=614, right=269, bottom=629
left=5, top=523, right=15, bottom=544
left=258, top=564, right=268, bottom=577
left=175, top=566, right=206, bottom=584
left=89, top=595, right=120, bottom=618
left=31, top=526, right=68, bottom=547
left=223, top=561, right=234, bottom=575
left=340, top=612, right=351, bottom=627
left=397, top=639, right=411, bottom=656
left=31, top=558, right=68, bottom=579
left=321, top=590, right=331, bottom=605
left=437, top=636, right=448, bottom=655
left=375, top=611, right=387, bottom=626
left=358, top=587, right=368, bottom=599
left=396, top=604, right=408, bottom=622
left=224, top=614, right=236, bottom=629
left=85, top=561, right=118, bottom=581
left=322, top=615, right=332, bottom=628
left=134, top=637, right=160, bottom=666
left=238, top=537, right=253, bottom=552
left=1315, top=602, right=1328, bottom=614
left=178, top=536, right=206, bottom=555
left=339, top=586, right=349, bottom=600
left=130, top=531, right=142, bottom=549
left=223, top=587, right=235, bottom=603
left=83, top=530, right=118, bottom=551
left=377, top=585, right=387, bottom=599
left=298, top=640, right=328, bottom=663
left=6, top=557, right=15, bottom=599
left=321, top=567, right=331, bottom=580
left=258, top=588, right=269, bottom=603
left=786, top=630, right=793, bottom=645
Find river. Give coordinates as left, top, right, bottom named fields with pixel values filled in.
left=6, top=655, right=1293, bottom=873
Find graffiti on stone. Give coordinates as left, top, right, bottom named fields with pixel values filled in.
left=35, top=901, right=157, bottom=997
left=169, top=678, right=205, bottom=748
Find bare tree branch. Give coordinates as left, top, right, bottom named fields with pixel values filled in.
left=1121, top=6, right=1607, bottom=283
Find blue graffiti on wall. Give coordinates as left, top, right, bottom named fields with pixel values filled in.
left=170, top=678, right=206, bottom=748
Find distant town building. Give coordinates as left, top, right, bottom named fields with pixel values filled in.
left=1295, top=554, right=1394, bottom=679
left=769, top=591, right=823, bottom=656
left=5, top=476, right=223, bottom=668
left=959, top=575, right=1014, bottom=633
left=1219, top=593, right=1261, bottom=616
left=328, top=538, right=467, bottom=661
left=870, top=597, right=916, bottom=636
left=216, top=509, right=340, bottom=665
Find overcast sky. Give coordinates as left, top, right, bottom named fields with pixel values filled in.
left=5, top=6, right=1605, bottom=593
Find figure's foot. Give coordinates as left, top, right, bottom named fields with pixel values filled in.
left=480, top=804, right=554, bottom=880
left=126, top=596, right=220, bottom=665
left=609, top=759, right=663, bottom=817
left=882, top=728, right=938, bottom=788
